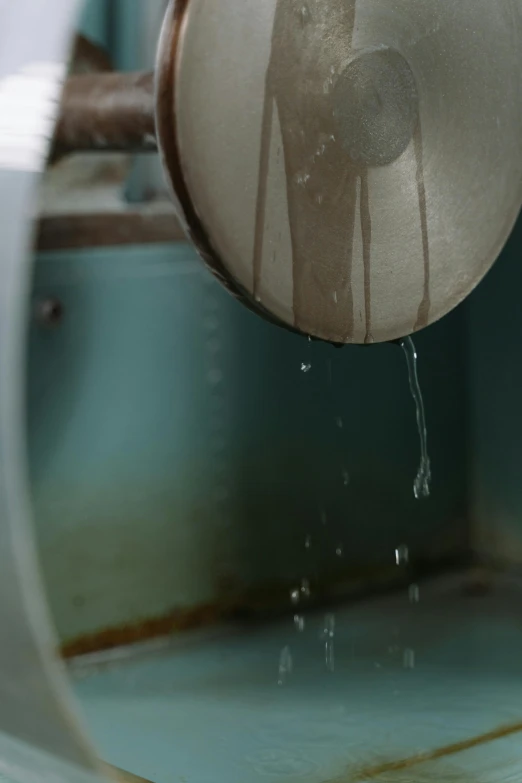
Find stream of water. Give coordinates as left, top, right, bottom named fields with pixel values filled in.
left=400, top=337, right=431, bottom=499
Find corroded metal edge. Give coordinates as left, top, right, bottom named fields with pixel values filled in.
left=154, top=0, right=315, bottom=342
left=37, top=205, right=184, bottom=251
left=60, top=551, right=469, bottom=659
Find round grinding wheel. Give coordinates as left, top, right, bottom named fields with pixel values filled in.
left=156, top=0, right=522, bottom=344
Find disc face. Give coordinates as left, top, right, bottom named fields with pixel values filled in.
left=158, top=0, right=522, bottom=343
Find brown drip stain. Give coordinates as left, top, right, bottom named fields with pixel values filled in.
left=359, top=170, right=373, bottom=343
left=414, top=120, right=431, bottom=331
left=253, top=0, right=431, bottom=341
left=252, top=75, right=275, bottom=296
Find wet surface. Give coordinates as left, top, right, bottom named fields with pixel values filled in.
left=252, top=0, right=430, bottom=343
left=71, top=574, right=522, bottom=783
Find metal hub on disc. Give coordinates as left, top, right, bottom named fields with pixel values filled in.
left=156, top=0, right=522, bottom=344
left=333, top=47, right=419, bottom=168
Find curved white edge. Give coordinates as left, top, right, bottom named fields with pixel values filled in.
left=0, top=1, right=108, bottom=781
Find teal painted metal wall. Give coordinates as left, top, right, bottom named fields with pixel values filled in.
left=79, top=0, right=108, bottom=48
left=28, top=244, right=468, bottom=644
left=467, top=216, right=522, bottom=565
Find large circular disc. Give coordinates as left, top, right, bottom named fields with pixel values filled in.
left=157, top=0, right=522, bottom=344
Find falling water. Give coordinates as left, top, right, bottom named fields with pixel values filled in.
left=322, top=613, right=336, bottom=672
left=403, top=648, right=416, bottom=670
left=400, top=337, right=431, bottom=499
left=408, top=583, right=420, bottom=604
left=395, top=544, right=409, bottom=566
left=278, top=646, right=293, bottom=685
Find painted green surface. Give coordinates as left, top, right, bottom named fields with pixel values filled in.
left=28, top=244, right=468, bottom=643
left=79, top=0, right=109, bottom=48
left=72, top=576, right=522, bottom=783
left=467, top=215, right=522, bottom=564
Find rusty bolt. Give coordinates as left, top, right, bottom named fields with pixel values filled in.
left=36, top=298, right=64, bottom=326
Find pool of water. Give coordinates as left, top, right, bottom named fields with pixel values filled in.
left=70, top=572, right=522, bottom=783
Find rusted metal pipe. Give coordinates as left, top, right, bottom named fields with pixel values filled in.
left=53, top=71, right=157, bottom=157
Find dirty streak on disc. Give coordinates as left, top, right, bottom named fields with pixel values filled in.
left=156, top=0, right=522, bottom=344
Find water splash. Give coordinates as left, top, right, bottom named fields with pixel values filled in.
left=290, top=588, right=300, bottom=605
left=400, top=337, right=431, bottom=499
left=301, top=362, right=312, bottom=373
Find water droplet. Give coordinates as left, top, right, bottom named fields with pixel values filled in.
left=403, top=648, right=416, bottom=669
left=278, top=646, right=293, bottom=685
left=321, top=613, right=335, bottom=639
left=315, top=193, right=324, bottom=205
left=290, top=588, right=300, bottom=604
left=408, top=583, right=420, bottom=603
left=336, top=544, right=344, bottom=558
left=294, top=614, right=305, bottom=632
left=400, top=337, right=431, bottom=499
left=342, top=469, right=350, bottom=486
left=395, top=544, right=409, bottom=566
left=322, top=614, right=336, bottom=671
left=321, top=510, right=327, bottom=526
left=330, top=65, right=336, bottom=75
left=255, top=294, right=262, bottom=303
left=300, top=578, right=311, bottom=598
left=305, top=535, right=312, bottom=549
left=333, top=291, right=338, bottom=304
left=301, top=363, right=312, bottom=373
left=325, top=640, right=335, bottom=672
left=336, top=417, right=343, bottom=429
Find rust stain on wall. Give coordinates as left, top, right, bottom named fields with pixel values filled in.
left=60, top=602, right=223, bottom=658
left=60, top=550, right=466, bottom=658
